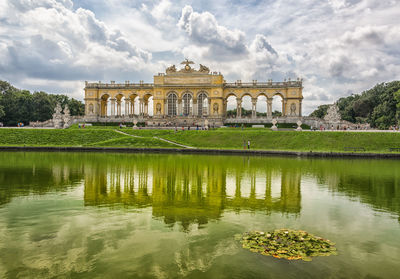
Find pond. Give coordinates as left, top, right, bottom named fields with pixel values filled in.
left=0, top=152, right=399, bottom=278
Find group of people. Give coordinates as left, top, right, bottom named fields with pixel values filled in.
left=78, top=123, right=86, bottom=128
left=17, top=122, right=24, bottom=127
left=174, top=125, right=210, bottom=132
left=243, top=140, right=251, bottom=150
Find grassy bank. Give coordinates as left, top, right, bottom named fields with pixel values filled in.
left=0, top=129, right=176, bottom=148
left=0, top=127, right=399, bottom=153
left=124, top=128, right=400, bottom=153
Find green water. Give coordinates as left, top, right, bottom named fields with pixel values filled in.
left=0, top=152, right=399, bottom=278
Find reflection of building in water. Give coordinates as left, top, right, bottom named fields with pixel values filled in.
left=83, top=163, right=302, bottom=229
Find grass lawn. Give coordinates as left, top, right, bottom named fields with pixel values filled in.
left=0, top=128, right=174, bottom=148
left=0, top=127, right=399, bottom=153
left=126, top=128, right=400, bottom=153
left=86, top=136, right=177, bottom=148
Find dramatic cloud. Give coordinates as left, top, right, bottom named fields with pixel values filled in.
left=178, top=5, right=248, bottom=60
left=0, top=0, right=152, bottom=98
left=0, top=0, right=399, bottom=113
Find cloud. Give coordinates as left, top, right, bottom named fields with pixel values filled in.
left=178, top=5, right=248, bottom=60
left=0, top=0, right=153, bottom=98
left=1, top=0, right=400, bottom=115
left=150, top=0, right=172, bottom=22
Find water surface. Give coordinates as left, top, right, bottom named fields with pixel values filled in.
left=0, top=152, right=399, bottom=278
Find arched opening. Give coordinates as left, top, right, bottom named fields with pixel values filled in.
left=115, top=94, right=124, bottom=117
left=100, top=94, right=110, bottom=117
left=129, top=95, right=139, bottom=116
left=197, top=92, right=208, bottom=116
left=256, top=95, right=267, bottom=117
left=144, top=94, right=153, bottom=116
left=167, top=93, right=177, bottom=116
left=226, top=94, right=237, bottom=118
left=182, top=92, right=192, bottom=116
left=241, top=95, right=252, bottom=118
left=272, top=94, right=284, bottom=117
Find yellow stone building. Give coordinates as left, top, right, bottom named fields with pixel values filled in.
left=84, top=60, right=303, bottom=125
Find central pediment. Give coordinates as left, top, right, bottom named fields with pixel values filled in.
left=165, top=59, right=210, bottom=75
left=161, top=60, right=213, bottom=85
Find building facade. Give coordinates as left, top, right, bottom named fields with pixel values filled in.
left=84, top=60, right=303, bottom=125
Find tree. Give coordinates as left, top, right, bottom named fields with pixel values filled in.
left=272, top=110, right=282, bottom=117
left=67, top=98, right=85, bottom=116
left=395, top=89, right=400, bottom=125
left=312, top=81, right=400, bottom=129
left=32, top=91, right=54, bottom=121
left=0, top=106, right=4, bottom=120
left=309, top=105, right=329, bottom=118
left=0, top=80, right=85, bottom=126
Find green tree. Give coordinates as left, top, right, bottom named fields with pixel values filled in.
left=395, top=89, right=400, bottom=125
left=67, top=98, right=85, bottom=116
left=0, top=80, right=85, bottom=126
left=313, top=81, right=400, bottom=129
left=32, top=91, right=54, bottom=121
left=309, top=104, right=329, bottom=118
left=272, top=110, right=282, bottom=117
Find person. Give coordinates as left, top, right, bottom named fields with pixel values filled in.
left=243, top=140, right=246, bottom=149
left=78, top=123, right=81, bottom=128
left=119, top=123, right=122, bottom=129
left=247, top=140, right=251, bottom=150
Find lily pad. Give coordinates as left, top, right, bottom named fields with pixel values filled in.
left=239, top=229, right=337, bottom=262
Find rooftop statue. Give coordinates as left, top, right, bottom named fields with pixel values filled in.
left=166, top=59, right=210, bottom=74
left=199, top=64, right=210, bottom=74
left=166, top=64, right=176, bottom=74
left=180, top=58, right=195, bottom=72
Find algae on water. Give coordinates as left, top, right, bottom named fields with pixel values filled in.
left=238, top=229, right=337, bottom=261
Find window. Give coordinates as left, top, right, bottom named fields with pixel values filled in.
left=167, top=93, right=177, bottom=116
left=197, top=92, right=208, bottom=116
left=182, top=93, right=192, bottom=116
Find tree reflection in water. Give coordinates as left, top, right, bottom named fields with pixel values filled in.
left=0, top=152, right=399, bottom=227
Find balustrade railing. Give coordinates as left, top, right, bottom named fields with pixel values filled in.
left=85, top=82, right=154, bottom=89
left=85, top=80, right=302, bottom=89
left=224, top=81, right=302, bottom=88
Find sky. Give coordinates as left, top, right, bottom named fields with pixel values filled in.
left=0, top=0, right=399, bottom=114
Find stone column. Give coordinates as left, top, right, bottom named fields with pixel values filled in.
left=236, top=98, right=242, bottom=118
left=192, top=99, right=197, bottom=116
left=117, top=100, right=122, bottom=116
left=125, top=99, right=129, bottom=117
left=138, top=98, right=143, bottom=116
left=94, top=100, right=99, bottom=116
left=251, top=98, right=257, bottom=118
left=164, top=99, right=168, bottom=115
left=144, top=100, right=148, bottom=116
left=130, top=100, right=135, bottom=116
left=208, top=99, right=211, bottom=116
left=110, top=98, right=116, bottom=117
left=222, top=99, right=227, bottom=117
left=282, top=99, right=287, bottom=116
left=94, top=101, right=99, bottom=116
left=104, top=102, right=107, bottom=117
left=267, top=98, right=272, bottom=117
left=178, top=99, right=182, bottom=116
left=299, top=100, right=302, bottom=117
